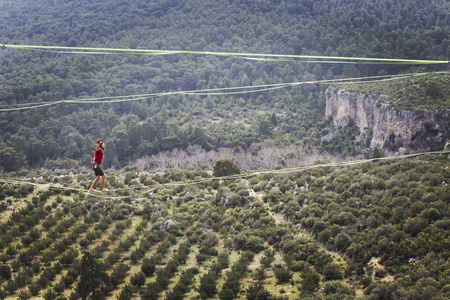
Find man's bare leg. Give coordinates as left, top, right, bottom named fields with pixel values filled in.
left=101, top=175, right=109, bottom=192
left=89, top=175, right=100, bottom=192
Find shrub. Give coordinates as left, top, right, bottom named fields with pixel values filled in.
left=130, top=272, right=146, bottom=287
left=274, top=267, right=292, bottom=284
left=213, top=159, right=240, bottom=177
left=0, top=265, right=11, bottom=281
left=323, top=280, right=354, bottom=296
left=141, top=257, right=157, bottom=276
left=323, top=263, right=343, bottom=281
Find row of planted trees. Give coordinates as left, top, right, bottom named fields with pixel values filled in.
left=1, top=154, right=449, bottom=299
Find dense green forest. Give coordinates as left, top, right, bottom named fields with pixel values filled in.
left=0, top=0, right=449, bottom=172
left=0, top=154, right=449, bottom=299
left=0, top=2, right=450, bottom=299
left=333, top=73, right=450, bottom=111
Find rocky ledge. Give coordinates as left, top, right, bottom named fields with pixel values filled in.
left=325, top=88, right=450, bottom=149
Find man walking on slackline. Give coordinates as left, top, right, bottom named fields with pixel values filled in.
left=89, top=139, right=109, bottom=192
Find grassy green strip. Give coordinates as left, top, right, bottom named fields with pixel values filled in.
left=2, top=44, right=448, bottom=64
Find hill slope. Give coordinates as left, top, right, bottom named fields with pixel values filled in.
left=325, top=73, right=450, bottom=150
left=0, top=154, right=449, bottom=299
left=0, top=0, right=449, bottom=171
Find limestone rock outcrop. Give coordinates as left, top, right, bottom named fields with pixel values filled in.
left=325, top=88, right=449, bottom=149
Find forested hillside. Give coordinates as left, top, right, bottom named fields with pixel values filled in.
left=1, top=2, right=450, bottom=299
left=0, top=0, right=449, bottom=172
left=0, top=154, right=449, bottom=299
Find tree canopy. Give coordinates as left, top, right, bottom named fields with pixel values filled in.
left=0, top=0, right=448, bottom=171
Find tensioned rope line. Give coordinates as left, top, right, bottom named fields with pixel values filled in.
left=1, top=150, right=448, bottom=200
left=3, top=71, right=446, bottom=108
left=1, top=71, right=448, bottom=112
left=1, top=44, right=449, bottom=65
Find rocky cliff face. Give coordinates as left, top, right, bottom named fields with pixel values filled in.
left=325, top=88, right=450, bottom=149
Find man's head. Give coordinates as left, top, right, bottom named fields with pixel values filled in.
left=97, top=139, right=105, bottom=149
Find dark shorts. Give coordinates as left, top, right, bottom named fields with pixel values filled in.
left=93, top=164, right=104, bottom=176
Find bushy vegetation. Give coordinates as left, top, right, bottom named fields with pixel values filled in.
left=0, top=2, right=449, bottom=297
left=0, top=0, right=448, bottom=171
left=336, top=73, right=450, bottom=111
left=0, top=154, right=448, bottom=299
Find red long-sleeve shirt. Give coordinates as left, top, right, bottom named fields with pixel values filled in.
left=94, top=149, right=103, bottom=164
